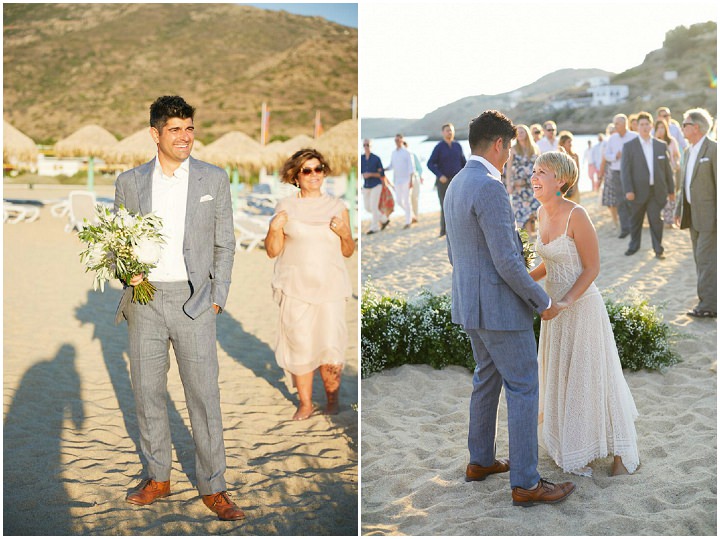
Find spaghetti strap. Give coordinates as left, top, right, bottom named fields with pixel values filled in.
left=564, top=205, right=578, bottom=235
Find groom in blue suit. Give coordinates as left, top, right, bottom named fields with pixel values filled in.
left=444, top=110, right=575, bottom=507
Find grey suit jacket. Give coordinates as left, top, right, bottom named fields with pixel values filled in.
left=620, top=137, right=674, bottom=204
left=676, top=137, right=717, bottom=232
left=113, top=156, right=235, bottom=323
left=444, top=159, right=550, bottom=331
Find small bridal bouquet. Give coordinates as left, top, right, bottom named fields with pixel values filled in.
left=518, top=228, right=536, bottom=270
left=78, top=205, right=165, bottom=304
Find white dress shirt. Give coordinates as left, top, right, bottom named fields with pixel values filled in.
left=537, top=137, right=558, bottom=154
left=385, top=147, right=414, bottom=185
left=684, top=135, right=707, bottom=205
left=639, top=136, right=654, bottom=186
left=149, top=156, right=190, bottom=282
left=605, top=130, right=638, bottom=171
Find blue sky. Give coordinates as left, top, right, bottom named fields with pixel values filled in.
left=244, top=3, right=358, bottom=27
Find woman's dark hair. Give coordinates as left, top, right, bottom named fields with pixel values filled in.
left=150, top=96, right=195, bottom=131
left=280, top=148, right=332, bottom=186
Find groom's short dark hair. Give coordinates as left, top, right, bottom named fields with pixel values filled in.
left=468, top=110, right=516, bottom=152
left=150, top=96, right=195, bottom=131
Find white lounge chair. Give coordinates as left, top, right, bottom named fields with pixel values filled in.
left=234, top=210, right=271, bottom=252
left=3, top=202, right=40, bottom=224
left=65, top=190, right=99, bottom=232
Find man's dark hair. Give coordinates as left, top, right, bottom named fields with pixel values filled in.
left=468, top=110, right=517, bottom=152
left=150, top=96, right=195, bottom=131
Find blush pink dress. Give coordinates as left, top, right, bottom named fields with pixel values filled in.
left=271, top=194, right=352, bottom=375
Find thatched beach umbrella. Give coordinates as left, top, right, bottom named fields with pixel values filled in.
left=263, top=134, right=315, bottom=171
left=104, top=128, right=204, bottom=168
left=3, top=121, right=39, bottom=168
left=196, top=131, right=265, bottom=209
left=54, top=124, right=118, bottom=190
left=313, top=119, right=358, bottom=174
left=196, top=131, right=264, bottom=172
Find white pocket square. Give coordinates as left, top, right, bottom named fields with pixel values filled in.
left=700, top=157, right=710, bottom=163
left=200, top=194, right=214, bottom=202
left=658, top=155, right=666, bottom=160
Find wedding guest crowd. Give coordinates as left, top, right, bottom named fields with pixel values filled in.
left=363, top=105, right=717, bottom=321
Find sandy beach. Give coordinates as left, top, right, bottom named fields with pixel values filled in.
left=3, top=184, right=358, bottom=535
left=360, top=192, right=716, bottom=535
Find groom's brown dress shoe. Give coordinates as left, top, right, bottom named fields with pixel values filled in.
left=202, top=491, right=246, bottom=521
left=511, top=478, right=575, bottom=507
left=465, top=459, right=510, bottom=482
left=126, top=479, right=171, bottom=505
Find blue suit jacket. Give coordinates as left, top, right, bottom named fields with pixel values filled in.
left=444, top=159, right=549, bottom=331
left=113, top=156, right=235, bottom=323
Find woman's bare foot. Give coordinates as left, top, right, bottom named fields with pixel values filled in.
left=293, top=403, right=315, bottom=421
left=610, top=456, right=629, bottom=476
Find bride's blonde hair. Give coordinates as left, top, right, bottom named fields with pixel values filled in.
left=535, top=151, right=578, bottom=195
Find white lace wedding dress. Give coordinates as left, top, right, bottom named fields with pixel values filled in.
left=536, top=206, right=640, bottom=476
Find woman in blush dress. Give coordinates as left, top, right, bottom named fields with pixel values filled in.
left=530, top=151, right=639, bottom=477
left=504, top=124, right=540, bottom=233
left=265, top=149, right=355, bottom=420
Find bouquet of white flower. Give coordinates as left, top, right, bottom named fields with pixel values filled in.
left=78, top=205, right=165, bottom=304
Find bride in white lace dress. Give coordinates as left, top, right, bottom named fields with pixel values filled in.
left=529, top=151, right=639, bottom=477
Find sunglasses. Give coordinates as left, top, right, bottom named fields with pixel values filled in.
left=545, top=128, right=555, bottom=132
left=363, top=143, right=370, bottom=147
left=300, top=165, right=325, bottom=175
left=532, top=130, right=541, bottom=135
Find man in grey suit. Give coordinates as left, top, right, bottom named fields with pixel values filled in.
left=443, top=110, right=575, bottom=507
left=620, top=111, right=675, bottom=258
left=114, top=96, right=244, bottom=520
left=676, top=107, right=717, bottom=318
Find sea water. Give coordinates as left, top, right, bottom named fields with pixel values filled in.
left=359, top=134, right=598, bottom=220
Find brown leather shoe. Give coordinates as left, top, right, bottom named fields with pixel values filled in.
left=512, top=478, right=575, bottom=507
left=202, top=491, right=246, bottom=521
left=465, top=459, right=510, bottom=482
left=126, top=478, right=171, bottom=505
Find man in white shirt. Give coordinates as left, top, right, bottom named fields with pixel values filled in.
left=605, top=114, right=638, bottom=238
left=675, top=108, right=717, bottom=318
left=114, top=96, right=244, bottom=520
left=537, top=121, right=559, bottom=153
left=385, top=133, right=415, bottom=228
left=620, top=111, right=675, bottom=258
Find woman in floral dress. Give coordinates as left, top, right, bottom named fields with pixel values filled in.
left=504, top=124, right=540, bottom=233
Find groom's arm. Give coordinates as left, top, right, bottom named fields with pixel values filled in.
left=211, top=169, right=235, bottom=311
left=475, top=179, right=550, bottom=314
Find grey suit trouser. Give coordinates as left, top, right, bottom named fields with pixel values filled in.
left=610, top=170, right=631, bottom=235
left=466, top=327, right=541, bottom=490
left=628, top=186, right=665, bottom=255
left=127, top=281, right=227, bottom=495
left=691, top=226, right=717, bottom=312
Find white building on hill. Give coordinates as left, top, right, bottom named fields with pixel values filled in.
left=588, top=85, right=629, bottom=106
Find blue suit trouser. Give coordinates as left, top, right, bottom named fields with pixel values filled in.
left=466, top=327, right=541, bottom=490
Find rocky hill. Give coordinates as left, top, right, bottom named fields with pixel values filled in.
left=3, top=3, right=358, bottom=144
left=363, top=22, right=716, bottom=138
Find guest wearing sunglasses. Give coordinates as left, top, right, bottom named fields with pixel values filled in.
left=537, top=121, right=559, bottom=154
left=265, top=149, right=355, bottom=419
